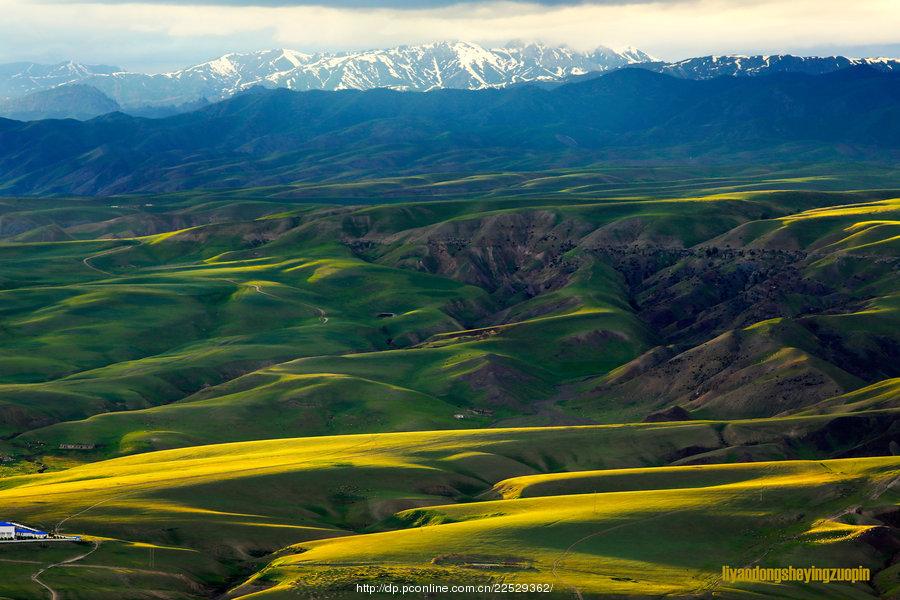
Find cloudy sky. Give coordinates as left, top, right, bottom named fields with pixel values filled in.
left=2, top=0, right=899, bottom=72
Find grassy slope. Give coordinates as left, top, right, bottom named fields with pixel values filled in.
left=0, top=169, right=898, bottom=599
left=248, top=457, right=898, bottom=599
left=567, top=197, right=900, bottom=422
left=0, top=214, right=490, bottom=438
left=2, top=185, right=896, bottom=460
left=0, top=425, right=722, bottom=598
left=0, top=428, right=896, bottom=599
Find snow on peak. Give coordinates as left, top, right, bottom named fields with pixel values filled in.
left=206, top=56, right=237, bottom=77
left=153, top=40, right=656, bottom=96
left=0, top=41, right=657, bottom=104
left=278, top=49, right=310, bottom=68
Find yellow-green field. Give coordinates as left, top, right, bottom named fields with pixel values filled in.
left=255, top=457, right=898, bottom=599
left=0, top=427, right=896, bottom=599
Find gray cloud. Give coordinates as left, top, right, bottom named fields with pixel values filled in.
left=43, top=0, right=657, bottom=6
left=4, top=0, right=898, bottom=73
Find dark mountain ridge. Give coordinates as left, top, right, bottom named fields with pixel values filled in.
left=0, top=66, right=898, bottom=196
left=0, top=84, right=121, bottom=121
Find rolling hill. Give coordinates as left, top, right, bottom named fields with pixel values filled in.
left=0, top=76, right=897, bottom=599
left=0, top=424, right=898, bottom=598
left=0, top=173, right=896, bottom=464
left=0, top=427, right=897, bottom=599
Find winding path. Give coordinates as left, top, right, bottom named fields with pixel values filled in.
left=31, top=540, right=100, bottom=600
left=221, top=278, right=328, bottom=323
left=29, top=491, right=136, bottom=599
left=82, top=243, right=139, bottom=276
left=247, top=283, right=279, bottom=299
left=54, top=491, right=137, bottom=536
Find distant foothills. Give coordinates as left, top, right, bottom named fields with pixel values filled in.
left=0, top=64, right=898, bottom=196
left=0, top=40, right=899, bottom=120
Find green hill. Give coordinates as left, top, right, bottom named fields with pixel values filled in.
left=0, top=167, right=897, bottom=599
left=0, top=428, right=896, bottom=599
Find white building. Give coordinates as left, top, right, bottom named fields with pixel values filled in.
left=0, top=521, right=48, bottom=540
left=14, top=524, right=48, bottom=539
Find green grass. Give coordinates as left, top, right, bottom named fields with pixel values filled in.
left=259, top=459, right=898, bottom=597
left=0, top=536, right=229, bottom=600
left=0, top=170, right=898, bottom=599
left=0, top=183, right=895, bottom=460
left=235, top=456, right=900, bottom=599
left=0, top=426, right=896, bottom=599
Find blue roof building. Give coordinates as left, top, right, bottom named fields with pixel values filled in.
left=0, top=521, right=49, bottom=540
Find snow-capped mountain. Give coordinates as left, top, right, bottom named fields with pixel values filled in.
left=3, top=45, right=898, bottom=116
left=0, top=42, right=654, bottom=107
left=263, top=42, right=654, bottom=92
left=651, top=54, right=900, bottom=79
left=0, top=61, right=121, bottom=100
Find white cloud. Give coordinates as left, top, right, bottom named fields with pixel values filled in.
left=1, top=0, right=898, bottom=71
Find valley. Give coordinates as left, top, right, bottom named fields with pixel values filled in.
left=0, top=168, right=897, bottom=598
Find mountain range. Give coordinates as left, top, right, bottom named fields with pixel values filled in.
left=0, top=42, right=652, bottom=108
left=0, top=60, right=120, bottom=99
left=1, top=66, right=898, bottom=196
left=1, top=42, right=898, bottom=121
left=651, top=54, right=900, bottom=78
